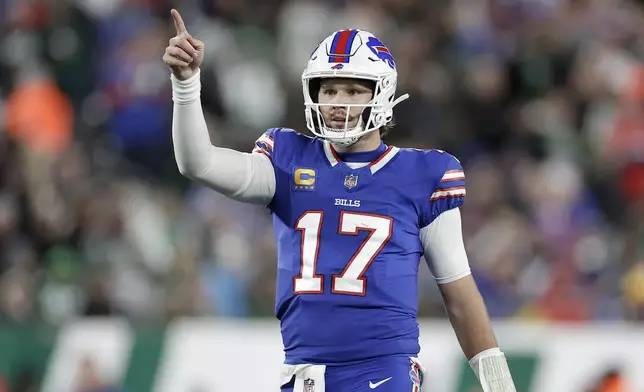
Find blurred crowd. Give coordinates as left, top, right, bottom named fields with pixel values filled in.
left=0, top=0, right=643, bottom=325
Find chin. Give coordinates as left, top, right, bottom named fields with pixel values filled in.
left=329, top=121, right=358, bottom=130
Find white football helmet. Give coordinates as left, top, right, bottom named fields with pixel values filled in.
left=302, top=29, right=409, bottom=147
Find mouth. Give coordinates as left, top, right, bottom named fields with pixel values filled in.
left=328, top=120, right=349, bottom=131
left=326, top=111, right=359, bottom=131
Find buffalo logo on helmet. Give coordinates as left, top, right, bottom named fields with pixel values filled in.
left=366, top=36, right=395, bottom=69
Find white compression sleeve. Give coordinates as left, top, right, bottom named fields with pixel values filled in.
left=171, top=70, right=276, bottom=205
left=419, top=208, right=472, bottom=284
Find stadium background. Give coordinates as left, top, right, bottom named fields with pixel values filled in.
left=1, top=0, right=644, bottom=391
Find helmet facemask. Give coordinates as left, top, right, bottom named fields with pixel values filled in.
left=302, top=74, right=408, bottom=147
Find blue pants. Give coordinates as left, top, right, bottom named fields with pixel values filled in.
left=281, top=356, right=424, bottom=392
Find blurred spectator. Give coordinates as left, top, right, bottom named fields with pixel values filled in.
left=585, top=368, right=629, bottom=392
left=4, top=65, right=73, bottom=156
left=74, top=356, right=120, bottom=392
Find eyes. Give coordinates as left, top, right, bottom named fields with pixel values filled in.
left=320, top=87, right=369, bottom=97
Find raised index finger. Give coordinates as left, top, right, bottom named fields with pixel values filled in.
left=171, top=9, right=188, bottom=35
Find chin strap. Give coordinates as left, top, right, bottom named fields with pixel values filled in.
left=322, top=116, right=365, bottom=147
left=329, top=138, right=359, bottom=148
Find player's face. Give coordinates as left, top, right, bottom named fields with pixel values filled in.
left=317, top=78, right=373, bottom=130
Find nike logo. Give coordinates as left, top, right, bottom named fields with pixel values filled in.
left=369, top=377, right=392, bottom=389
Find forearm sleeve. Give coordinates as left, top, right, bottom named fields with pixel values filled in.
left=171, top=70, right=275, bottom=205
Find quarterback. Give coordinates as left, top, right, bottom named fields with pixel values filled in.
left=164, top=8, right=516, bottom=392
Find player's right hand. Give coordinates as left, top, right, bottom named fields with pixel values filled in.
left=163, top=9, right=204, bottom=81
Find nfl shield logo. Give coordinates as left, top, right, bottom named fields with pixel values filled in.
left=303, top=378, right=315, bottom=392
left=344, top=174, right=358, bottom=189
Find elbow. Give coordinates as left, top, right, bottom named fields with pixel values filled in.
left=176, top=161, right=194, bottom=178
left=176, top=161, right=205, bottom=181
left=173, top=151, right=210, bottom=181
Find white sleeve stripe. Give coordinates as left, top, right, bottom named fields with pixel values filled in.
left=256, top=135, right=274, bottom=149
left=430, top=187, right=466, bottom=201
left=252, top=145, right=271, bottom=154
left=254, top=142, right=273, bottom=152
left=252, top=147, right=272, bottom=159
left=441, top=170, right=464, bottom=181
left=440, top=176, right=465, bottom=182
left=441, top=175, right=465, bottom=182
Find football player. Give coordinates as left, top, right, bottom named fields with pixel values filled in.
left=164, top=8, right=517, bottom=392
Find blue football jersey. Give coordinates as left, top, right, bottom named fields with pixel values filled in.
left=253, top=128, right=466, bottom=365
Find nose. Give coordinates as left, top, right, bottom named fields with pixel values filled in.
left=328, top=91, right=349, bottom=106
left=330, top=107, right=347, bottom=118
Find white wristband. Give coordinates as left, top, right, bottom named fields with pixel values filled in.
left=171, top=70, right=201, bottom=104
left=469, top=348, right=517, bottom=392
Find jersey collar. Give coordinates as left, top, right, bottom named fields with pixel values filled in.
left=322, top=140, right=400, bottom=175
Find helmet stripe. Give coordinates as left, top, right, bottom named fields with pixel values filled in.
left=329, top=29, right=358, bottom=63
